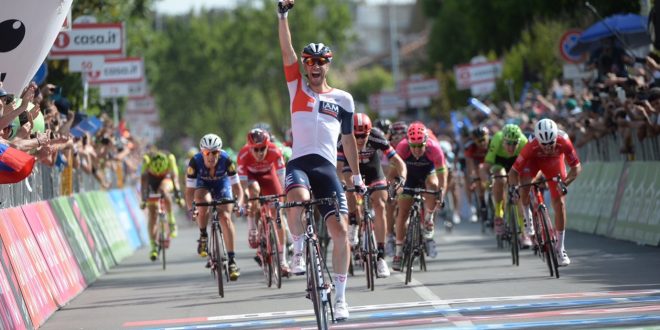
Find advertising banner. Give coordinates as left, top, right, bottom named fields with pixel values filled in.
left=0, top=208, right=57, bottom=327
left=0, top=235, right=29, bottom=330
left=22, top=202, right=86, bottom=304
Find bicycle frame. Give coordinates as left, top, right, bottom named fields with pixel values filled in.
left=401, top=187, right=440, bottom=285
left=248, top=194, right=286, bottom=289
left=147, top=193, right=169, bottom=270
left=524, top=181, right=560, bottom=279
left=276, top=194, right=340, bottom=329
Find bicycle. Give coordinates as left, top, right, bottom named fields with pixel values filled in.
left=492, top=174, right=519, bottom=267
left=519, top=176, right=566, bottom=278
left=470, top=178, right=492, bottom=234
left=400, top=187, right=441, bottom=285
left=275, top=193, right=341, bottom=329
left=248, top=193, right=287, bottom=289
left=346, top=185, right=388, bottom=291
left=147, top=193, right=170, bottom=270
left=193, top=198, right=237, bottom=297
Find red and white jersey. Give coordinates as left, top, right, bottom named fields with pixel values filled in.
left=237, top=142, right=286, bottom=181
left=512, top=130, right=580, bottom=173
left=284, top=62, right=355, bottom=166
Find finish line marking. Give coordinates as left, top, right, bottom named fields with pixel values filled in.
left=123, top=289, right=660, bottom=327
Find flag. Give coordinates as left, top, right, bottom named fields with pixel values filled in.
left=0, top=143, right=35, bottom=184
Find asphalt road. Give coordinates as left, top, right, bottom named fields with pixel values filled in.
left=42, top=215, right=660, bottom=330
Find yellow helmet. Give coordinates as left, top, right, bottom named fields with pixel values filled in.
left=149, top=152, right=169, bottom=175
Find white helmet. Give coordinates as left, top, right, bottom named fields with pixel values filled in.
left=200, top=133, right=222, bottom=151
left=534, top=119, right=558, bottom=144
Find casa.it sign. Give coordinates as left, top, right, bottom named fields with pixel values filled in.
left=86, top=57, right=144, bottom=84
left=50, top=23, right=123, bottom=57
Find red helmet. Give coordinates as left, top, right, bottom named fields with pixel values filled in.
left=247, top=128, right=270, bottom=148
left=353, top=113, right=372, bottom=135
left=407, top=122, right=427, bottom=144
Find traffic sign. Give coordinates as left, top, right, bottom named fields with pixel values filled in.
left=86, top=57, right=144, bottom=84
left=68, top=56, right=104, bottom=72
left=559, top=29, right=586, bottom=63
left=402, top=78, right=439, bottom=98
left=50, top=23, right=123, bottom=57
left=454, top=60, right=503, bottom=91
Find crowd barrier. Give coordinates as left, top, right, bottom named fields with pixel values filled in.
left=566, top=161, right=660, bottom=247
left=0, top=187, right=146, bottom=329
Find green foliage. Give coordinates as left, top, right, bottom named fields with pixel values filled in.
left=348, top=66, right=394, bottom=106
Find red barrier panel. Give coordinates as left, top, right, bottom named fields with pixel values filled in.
left=0, top=208, right=57, bottom=328
left=0, top=235, right=29, bottom=330
left=22, top=202, right=86, bottom=305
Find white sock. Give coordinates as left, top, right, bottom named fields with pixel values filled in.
left=524, top=208, right=533, bottom=229
left=334, top=273, right=347, bottom=303
left=292, top=234, right=304, bottom=255
left=424, top=209, right=434, bottom=223
left=280, top=245, right=287, bottom=263
left=557, top=230, right=565, bottom=252
left=395, top=244, right=403, bottom=256
left=247, top=216, right=256, bottom=231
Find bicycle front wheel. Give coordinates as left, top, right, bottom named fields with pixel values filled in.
left=507, top=203, right=519, bottom=266
left=268, top=219, right=282, bottom=289
left=541, top=207, right=560, bottom=278
left=307, top=240, right=329, bottom=329
left=404, top=208, right=420, bottom=285
left=363, top=220, right=375, bottom=291
left=212, top=226, right=224, bottom=297
left=160, top=218, right=167, bottom=270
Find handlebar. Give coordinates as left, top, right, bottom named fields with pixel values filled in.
left=517, top=175, right=567, bottom=196
left=275, top=192, right=342, bottom=222
left=344, top=185, right=388, bottom=194
left=247, top=194, right=286, bottom=204
left=193, top=198, right=237, bottom=208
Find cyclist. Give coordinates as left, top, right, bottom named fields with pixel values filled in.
left=508, top=119, right=582, bottom=266
left=278, top=0, right=363, bottom=320
left=337, top=113, right=406, bottom=278
left=185, top=134, right=245, bottom=280
left=237, top=128, right=290, bottom=274
left=392, top=122, right=447, bottom=270
left=384, top=121, right=408, bottom=256
left=482, top=124, right=531, bottom=247
left=140, top=151, right=183, bottom=261
left=465, top=126, right=491, bottom=226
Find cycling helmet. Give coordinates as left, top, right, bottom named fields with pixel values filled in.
left=200, top=133, right=222, bottom=151
left=390, top=121, right=408, bottom=136
left=149, top=152, right=169, bottom=175
left=471, top=126, right=489, bottom=140
left=247, top=128, right=270, bottom=148
left=301, top=42, right=333, bottom=61
left=407, top=122, right=428, bottom=144
left=502, top=124, right=522, bottom=141
left=353, top=113, right=372, bottom=135
left=534, top=118, right=558, bottom=144
left=374, top=118, right=392, bottom=135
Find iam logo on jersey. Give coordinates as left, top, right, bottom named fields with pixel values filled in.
left=319, top=101, right=340, bottom=118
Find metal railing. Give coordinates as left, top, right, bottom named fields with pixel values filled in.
left=578, top=129, right=660, bottom=162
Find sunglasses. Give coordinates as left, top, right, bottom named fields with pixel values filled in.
left=409, top=142, right=426, bottom=148
left=304, top=57, right=329, bottom=66
left=252, top=147, right=267, bottom=153
left=354, top=133, right=368, bottom=139
left=541, top=141, right=555, bottom=146
left=202, top=149, right=220, bottom=156
left=505, top=140, right=518, bottom=146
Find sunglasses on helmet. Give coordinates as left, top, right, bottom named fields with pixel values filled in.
left=304, top=57, right=329, bottom=66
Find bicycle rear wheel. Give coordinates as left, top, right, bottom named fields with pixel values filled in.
left=268, top=219, right=282, bottom=289
left=537, top=209, right=554, bottom=278
left=507, top=204, right=519, bottom=266
left=258, top=220, right=272, bottom=287
left=363, top=220, right=375, bottom=291
left=307, top=240, right=329, bottom=329
left=212, top=226, right=225, bottom=297
left=160, top=219, right=167, bottom=270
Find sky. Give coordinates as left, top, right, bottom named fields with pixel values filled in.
left=154, top=0, right=416, bottom=15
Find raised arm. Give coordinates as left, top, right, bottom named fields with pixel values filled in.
left=278, top=0, right=297, bottom=66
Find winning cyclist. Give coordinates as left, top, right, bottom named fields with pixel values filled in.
left=508, top=119, right=582, bottom=266
left=237, top=128, right=290, bottom=274
left=482, top=124, right=530, bottom=247
left=337, top=113, right=406, bottom=278
left=278, top=0, right=363, bottom=320
left=185, top=134, right=245, bottom=280
left=465, top=126, right=491, bottom=226
left=392, top=122, right=447, bottom=271
left=140, top=151, right=183, bottom=261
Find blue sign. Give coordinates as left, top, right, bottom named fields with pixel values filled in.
left=32, top=62, right=48, bottom=85
left=70, top=116, right=102, bottom=138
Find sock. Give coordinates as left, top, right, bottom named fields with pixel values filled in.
left=377, top=243, right=385, bottom=259
left=557, top=230, right=565, bottom=252
left=167, top=211, right=176, bottom=225
left=523, top=208, right=533, bottom=229
left=279, top=244, right=287, bottom=263
left=150, top=239, right=157, bottom=249
left=228, top=251, right=235, bottom=263
left=292, top=233, right=304, bottom=255
left=424, top=209, right=434, bottom=223
left=395, top=244, right=403, bottom=257
left=200, top=228, right=208, bottom=237
left=495, top=200, right=504, bottom=218
left=334, top=273, right=348, bottom=303
left=247, top=216, right=256, bottom=231
left=348, top=212, right=357, bottom=225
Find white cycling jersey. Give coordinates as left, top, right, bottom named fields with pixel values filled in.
left=284, top=63, right=354, bottom=166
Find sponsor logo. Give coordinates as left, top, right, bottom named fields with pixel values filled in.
left=319, top=101, right=340, bottom=118
left=187, top=166, right=195, bottom=175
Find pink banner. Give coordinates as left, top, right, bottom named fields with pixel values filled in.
left=0, top=235, right=28, bottom=330
left=71, top=198, right=97, bottom=254
left=22, top=202, right=86, bottom=305
left=0, top=208, right=57, bottom=328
